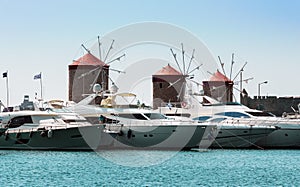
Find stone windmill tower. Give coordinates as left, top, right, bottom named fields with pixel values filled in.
left=68, top=52, right=109, bottom=103
left=152, top=64, right=185, bottom=109
left=202, top=70, right=233, bottom=103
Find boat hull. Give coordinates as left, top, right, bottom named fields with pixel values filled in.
left=0, top=125, right=103, bottom=150
left=256, top=129, right=300, bottom=149
left=210, top=126, right=275, bottom=149
left=97, top=124, right=210, bottom=150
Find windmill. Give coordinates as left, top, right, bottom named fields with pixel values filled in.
left=167, top=43, right=203, bottom=109
left=69, top=36, right=125, bottom=103
left=209, top=53, right=253, bottom=103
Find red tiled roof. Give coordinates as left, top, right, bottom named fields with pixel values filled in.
left=209, top=70, right=231, bottom=82
left=154, top=64, right=182, bottom=76
left=70, top=53, right=108, bottom=66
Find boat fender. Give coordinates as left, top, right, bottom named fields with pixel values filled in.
left=127, top=129, right=132, bottom=139
left=29, top=131, right=34, bottom=138
left=5, top=133, right=9, bottom=141
left=47, top=129, right=53, bottom=138
left=16, top=131, right=21, bottom=139
left=40, top=130, right=47, bottom=137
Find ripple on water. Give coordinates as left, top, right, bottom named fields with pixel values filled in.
left=0, top=150, right=299, bottom=186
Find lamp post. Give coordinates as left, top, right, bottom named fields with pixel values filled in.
left=258, top=81, right=268, bottom=97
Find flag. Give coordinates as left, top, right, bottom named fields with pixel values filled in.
left=34, top=73, right=41, bottom=80
left=2, top=72, right=7, bottom=78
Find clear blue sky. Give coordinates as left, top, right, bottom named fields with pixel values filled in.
left=0, top=0, right=299, bottom=105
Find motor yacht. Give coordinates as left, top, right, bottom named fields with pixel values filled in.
left=66, top=86, right=218, bottom=150
left=190, top=95, right=300, bottom=149
left=0, top=110, right=103, bottom=150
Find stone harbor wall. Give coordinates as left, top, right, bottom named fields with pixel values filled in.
left=241, top=95, right=300, bottom=116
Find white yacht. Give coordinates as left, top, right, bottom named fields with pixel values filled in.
left=158, top=105, right=277, bottom=149
left=0, top=110, right=103, bottom=150
left=190, top=95, right=300, bottom=149
left=66, top=87, right=218, bottom=150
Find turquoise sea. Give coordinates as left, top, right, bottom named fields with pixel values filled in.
left=1, top=149, right=299, bottom=186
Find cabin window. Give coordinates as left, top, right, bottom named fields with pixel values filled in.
left=159, top=83, right=163, bottom=88
left=8, top=116, right=33, bottom=128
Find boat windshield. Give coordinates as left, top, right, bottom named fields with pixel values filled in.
left=246, top=111, right=274, bottom=117
left=193, top=116, right=212, bottom=122
left=118, top=113, right=148, bottom=120
left=144, top=113, right=167, bottom=120
left=208, top=117, right=227, bottom=123
left=46, top=108, right=73, bottom=113
left=215, top=112, right=251, bottom=118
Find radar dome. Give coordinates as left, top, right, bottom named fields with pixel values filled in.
left=110, top=84, right=119, bottom=94
left=93, top=84, right=102, bottom=93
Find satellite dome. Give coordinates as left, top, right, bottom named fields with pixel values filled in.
left=93, top=84, right=102, bottom=93
left=110, top=84, right=119, bottom=94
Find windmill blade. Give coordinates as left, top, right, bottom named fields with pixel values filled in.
left=170, top=48, right=183, bottom=74
left=232, top=62, right=248, bottom=82
left=211, top=85, right=228, bottom=103
left=177, top=82, right=185, bottom=101
left=218, top=56, right=227, bottom=77
left=207, top=71, right=214, bottom=76
left=167, top=76, right=185, bottom=88
left=181, top=43, right=186, bottom=74
left=188, top=78, right=203, bottom=86
left=232, top=85, right=242, bottom=93
left=229, top=53, right=234, bottom=80
left=209, top=84, right=226, bottom=92
left=89, top=67, right=105, bottom=91
left=107, top=54, right=126, bottom=65
left=97, top=36, right=102, bottom=60
left=104, top=39, right=115, bottom=62
left=186, top=49, right=195, bottom=74
left=106, top=67, right=126, bottom=74
left=77, top=66, right=101, bottom=79
left=89, top=66, right=120, bottom=91
left=187, top=64, right=203, bottom=75
left=81, top=44, right=90, bottom=53
left=234, top=77, right=254, bottom=84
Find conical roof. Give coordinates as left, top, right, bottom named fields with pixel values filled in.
left=70, top=52, right=108, bottom=66
left=154, top=64, right=182, bottom=76
left=209, top=70, right=231, bottom=82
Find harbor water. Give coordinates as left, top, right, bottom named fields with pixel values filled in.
left=1, top=149, right=299, bottom=186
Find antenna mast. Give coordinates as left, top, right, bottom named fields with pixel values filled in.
left=229, top=53, right=234, bottom=80
left=97, top=36, right=102, bottom=60
left=230, top=53, right=234, bottom=80
left=181, top=43, right=185, bottom=74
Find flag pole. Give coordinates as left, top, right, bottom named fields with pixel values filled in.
left=40, top=72, right=43, bottom=100
left=5, top=71, right=9, bottom=106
